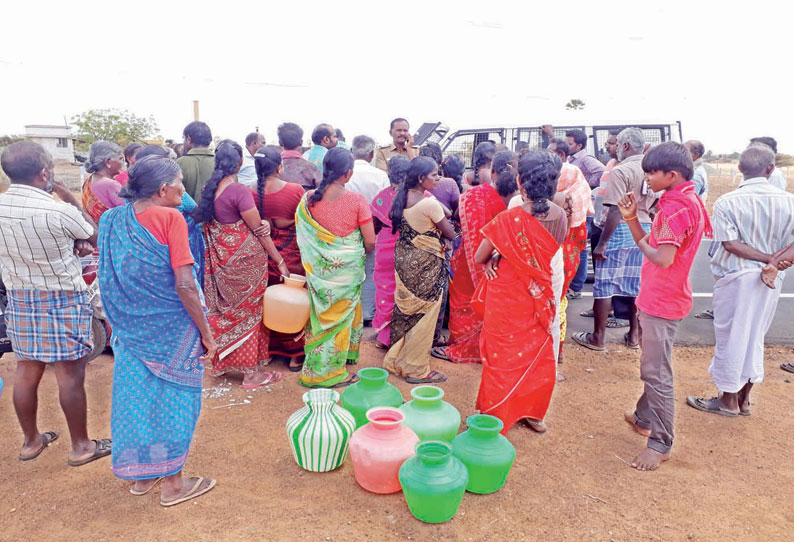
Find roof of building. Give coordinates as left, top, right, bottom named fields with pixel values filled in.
left=24, top=124, right=72, bottom=129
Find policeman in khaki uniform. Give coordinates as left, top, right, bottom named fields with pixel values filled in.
left=375, top=117, right=419, bottom=171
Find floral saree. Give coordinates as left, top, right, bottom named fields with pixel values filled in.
left=475, top=207, right=560, bottom=434
left=203, top=220, right=269, bottom=375
left=296, top=196, right=365, bottom=387
left=98, top=204, right=205, bottom=480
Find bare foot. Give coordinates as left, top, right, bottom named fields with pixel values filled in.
left=242, top=369, right=281, bottom=389
left=624, top=411, right=651, bottom=437
left=630, top=447, right=671, bottom=471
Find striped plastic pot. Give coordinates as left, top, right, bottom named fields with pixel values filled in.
left=286, top=388, right=356, bottom=472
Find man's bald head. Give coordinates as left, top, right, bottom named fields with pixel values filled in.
left=0, top=141, right=53, bottom=184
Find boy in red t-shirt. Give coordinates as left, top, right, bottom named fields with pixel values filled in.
left=616, top=142, right=712, bottom=471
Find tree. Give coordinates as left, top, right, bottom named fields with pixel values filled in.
left=565, top=99, right=586, bottom=110
left=0, top=134, right=25, bottom=147
left=71, top=108, right=160, bottom=149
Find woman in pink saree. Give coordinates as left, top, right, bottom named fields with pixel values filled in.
left=370, top=156, right=411, bottom=348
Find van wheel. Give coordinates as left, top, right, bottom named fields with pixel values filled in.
left=85, top=318, right=108, bottom=363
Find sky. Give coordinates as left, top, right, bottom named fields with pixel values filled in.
left=1, top=0, right=791, bottom=154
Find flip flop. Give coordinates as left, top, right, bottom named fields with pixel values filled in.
left=329, top=373, right=359, bottom=388
left=160, top=477, right=216, bottom=507
left=571, top=332, right=606, bottom=351
left=623, top=332, right=640, bottom=350
left=566, top=290, right=582, bottom=300
left=579, top=309, right=595, bottom=318
left=241, top=371, right=282, bottom=390
left=781, top=363, right=794, bottom=374
left=685, top=396, right=738, bottom=417
left=430, top=346, right=451, bottom=361
left=433, top=335, right=449, bottom=347
left=18, top=431, right=59, bottom=461
left=130, top=476, right=164, bottom=496
left=405, top=370, right=448, bottom=384
left=694, top=309, right=714, bottom=320
left=68, top=438, right=112, bottom=467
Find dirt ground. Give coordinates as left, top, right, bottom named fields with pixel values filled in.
left=1, top=330, right=793, bottom=542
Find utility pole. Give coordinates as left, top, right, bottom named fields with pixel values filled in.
left=193, top=100, right=200, bottom=121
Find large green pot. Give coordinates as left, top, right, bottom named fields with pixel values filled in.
left=452, top=414, right=516, bottom=494
left=399, top=386, right=461, bottom=442
left=399, top=440, right=468, bottom=523
left=340, top=367, right=404, bottom=428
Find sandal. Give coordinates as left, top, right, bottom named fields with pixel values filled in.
left=571, top=332, right=606, bottom=351
left=579, top=309, right=595, bottom=318
left=430, top=346, right=451, bottom=361
left=685, top=396, right=738, bottom=417
left=623, top=332, right=640, bottom=350
left=130, top=476, right=164, bottom=496
left=329, top=373, right=359, bottom=388
left=374, top=341, right=389, bottom=350
left=694, top=309, right=714, bottom=320
left=18, top=431, right=59, bottom=461
left=288, top=356, right=304, bottom=373
left=405, top=370, right=448, bottom=384
left=566, top=290, right=582, bottom=300
left=241, top=371, right=282, bottom=390
left=607, top=317, right=630, bottom=328
left=160, top=477, right=216, bottom=507
left=781, top=363, right=794, bottom=374
left=68, top=438, right=112, bottom=467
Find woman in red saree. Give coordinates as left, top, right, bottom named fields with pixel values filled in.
left=253, top=146, right=306, bottom=371
left=434, top=142, right=504, bottom=364
left=473, top=151, right=568, bottom=434
left=194, top=140, right=290, bottom=389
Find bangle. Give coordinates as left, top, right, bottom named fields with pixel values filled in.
left=624, top=214, right=638, bottom=221
left=276, top=259, right=285, bottom=265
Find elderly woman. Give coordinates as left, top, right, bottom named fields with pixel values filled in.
left=193, top=140, right=290, bottom=389
left=98, top=154, right=216, bottom=506
left=296, top=147, right=376, bottom=388
left=82, top=141, right=125, bottom=222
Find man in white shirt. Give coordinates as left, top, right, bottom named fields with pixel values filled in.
left=686, top=145, right=794, bottom=417
left=348, top=135, right=389, bottom=324
left=685, top=140, right=709, bottom=203
left=750, top=136, right=788, bottom=191
left=0, top=141, right=111, bottom=466
left=238, top=132, right=266, bottom=187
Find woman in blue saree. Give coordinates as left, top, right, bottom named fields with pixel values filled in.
left=98, top=155, right=217, bottom=507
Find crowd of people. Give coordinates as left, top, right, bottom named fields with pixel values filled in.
left=1, top=116, right=792, bottom=506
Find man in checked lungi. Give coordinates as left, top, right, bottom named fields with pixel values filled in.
left=572, top=128, right=658, bottom=352
left=0, top=142, right=112, bottom=465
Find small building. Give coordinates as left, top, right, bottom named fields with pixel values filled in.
left=24, top=125, right=75, bottom=162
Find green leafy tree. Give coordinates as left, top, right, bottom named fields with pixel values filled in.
left=71, top=108, right=161, bottom=149
left=565, top=99, right=586, bottom=110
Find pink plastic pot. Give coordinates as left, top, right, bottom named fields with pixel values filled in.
left=349, top=407, right=419, bottom=494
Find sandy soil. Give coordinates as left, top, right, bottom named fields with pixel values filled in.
left=1, top=331, right=793, bottom=542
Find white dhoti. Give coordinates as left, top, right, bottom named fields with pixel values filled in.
left=550, top=248, right=564, bottom=365
left=709, top=268, right=782, bottom=393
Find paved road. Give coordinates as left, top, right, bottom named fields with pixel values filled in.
left=565, top=241, right=794, bottom=346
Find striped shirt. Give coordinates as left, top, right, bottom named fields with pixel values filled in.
left=0, top=184, right=93, bottom=291
left=710, top=177, right=794, bottom=278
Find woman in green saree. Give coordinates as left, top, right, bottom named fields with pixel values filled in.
left=296, top=148, right=376, bottom=387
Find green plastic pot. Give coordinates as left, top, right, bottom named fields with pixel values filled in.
left=452, top=414, right=516, bottom=494
left=399, top=385, right=461, bottom=442
left=340, top=367, right=404, bottom=428
left=399, top=440, right=468, bottom=523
